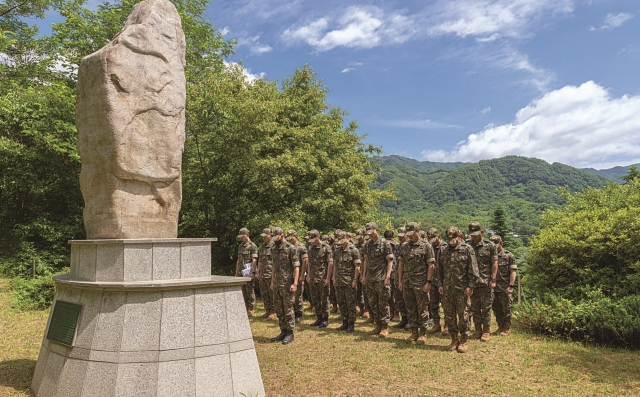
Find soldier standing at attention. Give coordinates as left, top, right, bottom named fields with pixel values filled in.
left=397, top=222, right=435, bottom=344
left=435, top=226, right=479, bottom=353
left=467, top=222, right=498, bottom=342
left=394, top=227, right=410, bottom=330
left=354, top=230, right=371, bottom=320
left=258, top=228, right=275, bottom=319
left=306, top=229, right=333, bottom=328
left=426, top=228, right=446, bottom=335
left=330, top=230, right=342, bottom=314
left=490, top=235, right=517, bottom=336
left=236, top=227, right=258, bottom=317
left=269, top=227, right=300, bottom=345
left=384, top=230, right=399, bottom=322
left=361, top=222, right=394, bottom=338
left=286, top=230, right=308, bottom=324
left=332, top=231, right=361, bottom=333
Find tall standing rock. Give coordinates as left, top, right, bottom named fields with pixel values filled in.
left=76, top=0, right=186, bottom=239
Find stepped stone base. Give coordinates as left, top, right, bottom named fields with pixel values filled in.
left=31, top=239, right=265, bottom=397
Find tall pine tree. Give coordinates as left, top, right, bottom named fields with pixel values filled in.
left=490, top=207, right=511, bottom=246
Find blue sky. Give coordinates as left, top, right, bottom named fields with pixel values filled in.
left=36, top=0, right=640, bottom=168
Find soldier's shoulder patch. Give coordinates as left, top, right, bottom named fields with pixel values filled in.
left=350, top=245, right=355, bottom=249
left=484, top=239, right=491, bottom=243
left=321, top=242, right=326, bottom=247
left=461, top=242, right=467, bottom=246
left=286, top=242, right=292, bottom=247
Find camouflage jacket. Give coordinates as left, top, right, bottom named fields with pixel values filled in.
left=495, top=249, right=517, bottom=292
left=236, top=241, right=258, bottom=276
left=307, top=241, right=333, bottom=282
left=393, top=241, right=407, bottom=278
left=295, top=241, right=309, bottom=262
left=334, top=245, right=361, bottom=287
left=435, top=241, right=479, bottom=293
left=271, top=241, right=300, bottom=288
left=468, top=239, right=498, bottom=287
left=258, top=243, right=273, bottom=278
left=355, top=242, right=367, bottom=264
left=365, top=237, right=394, bottom=282
left=398, top=239, right=435, bottom=288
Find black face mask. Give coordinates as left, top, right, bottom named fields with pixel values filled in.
left=275, top=238, right=283, bottom=246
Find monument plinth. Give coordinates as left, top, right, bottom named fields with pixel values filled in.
left=31, top=0, right=265, bottom=395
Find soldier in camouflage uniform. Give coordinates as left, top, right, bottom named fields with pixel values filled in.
left=435, top=226, right=479, bottom=353
left=354, top=230, right=371, bottom=319
left=258, top=228, right=275, bottom=319
left=306, top=229, right=333, bottom=328
left=285, top=230, right=308, bottom=324
left=332, top=231, right=361, bottom=332
left=490, top=235, right=517, bottom=336
left=397, top=222, right=435, bottom=344
left=384, top=230, right=399, bottom=322
left=361, top=222, right=395, bottom=337
left=236, top=228, right=258, bottom=316
left=269, top=227, right=300, bottom=345
left=393, top=227, right=410, bottom=330
left=467, top=222, right=498, bottom=342
left=330, top=230, right=342, bottom=313
left=426, top=228, right=447, bottom=335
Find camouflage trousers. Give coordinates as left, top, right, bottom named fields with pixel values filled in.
left=356, top=281, right=370, bottom=312
left=336, top=285, right=357, bottom=322
left=429, top=286, right=442, bottom=321
left=470, top=286, right=493, bottom=326
left=403, top=284, right=429, bottom=329
left=273, top=287, right=295, bottom=331
left=442, top=291, right=471, bottom=335
left=239, top=277, right=256, bottom=310
left=309, top=281, right=330, bottom=318
left=492, top=291, right=513, bottom=326
left=329, top=279, right=337, bottom=306
left=391, top=280, right=407, bottom=316
left=258, top=278, right=274, bottom=311
left=365, top=281, right=391, bottom=325
left=294, top=281, right=305, bottom=315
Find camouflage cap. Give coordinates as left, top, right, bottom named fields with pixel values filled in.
left=427, top=227, right=440, bottom=243
left=419, top=230, right=426, bottom=238
left=355, top=228, right=365, bottom=237
left=468, top=221, right=483, bottom=236
left=397, top=227, right=406, bottom=237
left=321, top=234, right=330, bottom=241
left=285, top=229, right=298, bottom=239
left=490, top=235, right=502, bottom=244
left=237, top=227, right=250, bottom=238
left=260, top=228, right=271, bottom=237
left=445, top=226, right=461, bottom=245
left=307, top=229, right=320, bottom=239
left=333, top=229, right=343, bottom=238
left=336, top=231, right=347, bottom=244
left=270, top=227, right=284, bottom=243
left=405, top=222, right=419, bottom=236
left=346, top=232, right=353, bottom=239
left=365, top=222, right=378, bottom=235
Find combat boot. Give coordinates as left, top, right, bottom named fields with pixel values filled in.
left=406, top=327, right=419, bottom=344
left=500, top=322, right=512, bottom=336
left=282, top=330, right=294, bottom=345
left=368, top=322, right=382, bottom=335
left=319, top=315, right=329, bottom=328
left=403, top=321, right=412, bottom=331
left=270, top=329, right=286, bottom=343
left=457, top=334, right=469, bottom=353
left=261, top=309, right=270, bottom=319
left=294, top=312, right=302, bottom=324
left=267, top=311, right=276, bottom=320
left=391, top=310, right=399, bottom=322
left=362, top=311, right=370, bottom=319
left=378, top=323, right=389, bottom=338
left=493, top=322, right=503, bottom=335
left=416, top=328, right=427, bottom=345
left=311, top=315, right=323, bottom=327
left=357, top=306, right=366, bottom=317
left=395, top=316, right=408, bottom=329
left=470, top=323, right=483, bottom=339
left=247, top=309, right=254, bottom=317
left=346, top=321, right=355, bottom=333
left=481, top=325, right=491, bottom=342
left=441, top=326, right=449, bottom=337
left=337, top=320, right=348, bottom=331
left=447, top=334, right=459, bottom=351
left=427, top=321, right=441, bottom=334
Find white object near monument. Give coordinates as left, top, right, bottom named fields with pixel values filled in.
left=31, top=1, right=265, bottom=396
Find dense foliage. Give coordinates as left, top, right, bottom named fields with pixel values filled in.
left=517, top=177, right=640, bottom=346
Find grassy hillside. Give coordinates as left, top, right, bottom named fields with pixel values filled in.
left=374, top=155, right=611, bottom=243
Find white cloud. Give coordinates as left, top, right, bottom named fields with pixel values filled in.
left=224, top=61, right=266, bottom=83
left=421, top=81, right=640, bottom=168
left=341, top=61, right=363, bottom=73
left=220, top=26, right=230, bottom=36
left=601, top=12, right=633, bottom=30
left=237, top=36, right=273, bottom=55
left=481, top=107, right=492, bottom=114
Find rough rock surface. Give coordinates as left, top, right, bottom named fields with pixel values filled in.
left=76, top=0, right=186, bottom=239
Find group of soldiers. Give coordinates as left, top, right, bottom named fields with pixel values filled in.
left=235, top=221, right=517, bottom=352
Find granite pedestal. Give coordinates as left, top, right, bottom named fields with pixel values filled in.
left=31, top=239, right=265, bottom=397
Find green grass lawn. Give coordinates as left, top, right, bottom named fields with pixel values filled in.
left=1, top=278, right=639, bottom=397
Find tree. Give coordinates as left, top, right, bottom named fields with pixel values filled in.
left=621, top=165, right=640, bottom=184
left=490, top=206, right=511, bottom=246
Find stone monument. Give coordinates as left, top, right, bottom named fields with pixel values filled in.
left=30, top=1, right=265, bottom=396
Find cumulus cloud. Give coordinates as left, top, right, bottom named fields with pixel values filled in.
left=421, top=81, right=640, bottom=168
left=237, top=36, right=273, bottom=55
left=601, top=12, right=633, bottom=30
left=224, top=61, right=266, bottom=83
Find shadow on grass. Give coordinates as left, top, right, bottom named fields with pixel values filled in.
left=0, top=359, right=35, bottom=393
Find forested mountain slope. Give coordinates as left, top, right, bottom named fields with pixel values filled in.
left=373, top=155, right=611, bottom=243
left=582, top=164, right=640, bottom=183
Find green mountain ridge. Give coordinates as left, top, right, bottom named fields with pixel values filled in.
left=373, top=155, right=612, bottom=244
left=582, top=164, right=640, bottom=183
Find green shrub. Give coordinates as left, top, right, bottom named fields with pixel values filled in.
left=9, top=275, right=59, bottom=311
left=514, top=291, right=640, bottom=347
